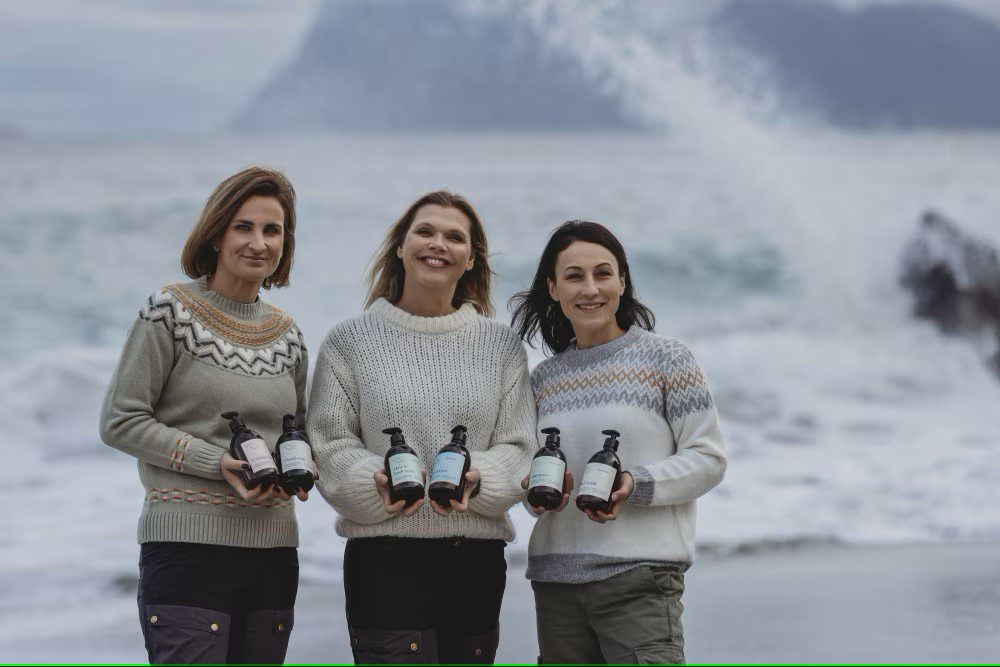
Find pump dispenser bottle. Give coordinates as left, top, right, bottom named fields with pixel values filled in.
left=221, top=411, right=278, bottom=491
left=428, top=425, right=471, bottom=508
left=527, top=427, right=567, bottom=510
left=576, top=429, right=622, bottom=513
left=275, top=414, right=314, bottom=495
left=382, top=427, right=424, bottom=506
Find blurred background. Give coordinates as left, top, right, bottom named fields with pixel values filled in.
left=2, top=0, right=999, bottom=661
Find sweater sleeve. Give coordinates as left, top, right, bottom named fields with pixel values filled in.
left=468, top=338, right=537, bottom=518
left=626, top=343, right=727, bottom=506
left=99, top=317, right=225, bottom=480
left=307, top=338, right=390, bottom=525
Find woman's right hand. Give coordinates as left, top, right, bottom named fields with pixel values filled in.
left=521, top=470, right=574, bottom=515
left=220, top=452, right=275, bottom=502
left=375, top=470, right=425, bottom=517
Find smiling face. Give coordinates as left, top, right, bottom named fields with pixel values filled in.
left=396, top=204, right=474, bottom=295
left=548, top=240, right=626, bottom=341
left=214, top=195, right=285, bottom=287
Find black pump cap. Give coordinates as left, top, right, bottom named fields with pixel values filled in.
left=601, top=429, right=621, bottom=451
left=282, top=414, right=299, bottom=432
left=450, top=425, right=468, bottom=445
left=221, top=411, right=245, bottom=433
left=541, top=426, right=561, bottom=447
left=382, top=427, right=405, bottom=446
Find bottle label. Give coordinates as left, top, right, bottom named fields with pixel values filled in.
left=529, top=456, right=566, bottom=491
left=430, top=451, right=466, bottom=486
left=388, top=452, right=423, bottom=486
left=241, top=438, right=273, bottom=474
left=279, top=439, right=312, bottom=473
left=579, top=462, right=617, bottom=501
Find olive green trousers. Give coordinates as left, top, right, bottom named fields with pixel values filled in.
left=532, top=564, right=687, bottom=664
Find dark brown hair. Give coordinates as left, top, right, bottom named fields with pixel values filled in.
left=181, top=166, right=297, bottom=289
left=509, top=220, right=655, bottom=353
left=365, top=190, right=494, bottom=316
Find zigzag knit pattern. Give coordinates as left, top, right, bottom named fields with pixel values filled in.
left=140, top=285, right=303, bottom=377
left=531, top=329, right=714, bottom=423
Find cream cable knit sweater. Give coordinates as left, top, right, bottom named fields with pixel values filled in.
left=307, top=298, right=537, bottom=541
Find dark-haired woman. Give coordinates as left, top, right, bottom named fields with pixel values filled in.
left=511, top=220, right=727, bottom=664
left=308, top=191, right=535, bottom=664
left=100, top=167, right=310, bottom=664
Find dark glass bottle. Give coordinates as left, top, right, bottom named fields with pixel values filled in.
left=576, top=429, right=622, bottom=513
left=428, top=425, right=470, bottom=508
left=275, top=414, right=314, bottom=495
left=527, top=427, right=567, bottom=511
left=221, top=411, right=278, bottom=491
left=382, top=427, right=424, bottom=507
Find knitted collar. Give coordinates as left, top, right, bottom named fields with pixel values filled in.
left=369, top=297, right=479, bottom=334
left=559, top=325, right=645, bottom=367
left=193, top=275, right=264, bottom=320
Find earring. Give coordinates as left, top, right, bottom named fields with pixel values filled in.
left=213, top=247, right=219, bottom=252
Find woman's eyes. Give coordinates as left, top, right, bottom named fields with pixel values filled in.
left=564, top=270, right=613, bottom=281
left=232, top=223, right=281, bottom=234
left=415, top=228, right=466, bottom=243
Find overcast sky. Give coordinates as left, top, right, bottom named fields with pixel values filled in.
left=0, top=0, right=318, bottom=136
left=2, top=0, right=999, bottom=137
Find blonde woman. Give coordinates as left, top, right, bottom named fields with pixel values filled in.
left=308, top=191, right=536, bottom=664
left=101, top=167, right=310, bottom=664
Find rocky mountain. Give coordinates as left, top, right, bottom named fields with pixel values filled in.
left=235, top=0, right=1000, bottom=131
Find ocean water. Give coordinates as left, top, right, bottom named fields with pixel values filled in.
left=1, top=129, right=1000, bottom=649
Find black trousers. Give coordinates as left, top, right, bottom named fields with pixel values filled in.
left=344, top=536, right=507, bottom=664
left=137, top=542, right=299, bottom=664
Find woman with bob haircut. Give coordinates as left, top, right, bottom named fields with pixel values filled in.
left=307, top=190, right=536, bottom=664
left=100, top=166, right=312, bottom=664
left=510, top=220, right=727, bottom=664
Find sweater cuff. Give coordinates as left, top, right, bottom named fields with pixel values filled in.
left=468, top=453, right=520, bottom=518
left=186, top=439, right=226, bottom=480
left=626, top=466, right=654, bottom=505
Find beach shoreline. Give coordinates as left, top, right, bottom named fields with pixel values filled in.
left=3, top=541, right=996, bottom=663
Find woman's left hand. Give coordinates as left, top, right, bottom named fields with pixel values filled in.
left=584, top=471, right=634, bottom=523
left=430, top=468, right=481, bottom=516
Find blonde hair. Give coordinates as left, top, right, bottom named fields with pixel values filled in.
left=181, top=166, right=297, bottom=289
left=365, top=190, right=494, bottom=316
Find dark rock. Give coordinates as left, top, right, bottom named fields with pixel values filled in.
left=901, top=210, right=1000, bottom=373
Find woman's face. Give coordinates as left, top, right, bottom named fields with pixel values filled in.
left=396, top=204, right=474, bottom=293
left=215, top=195, right=285, bottom=286
left=548, top=240, right=625, bottom=335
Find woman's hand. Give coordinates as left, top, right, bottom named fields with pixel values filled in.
left=430, top=468, right=481, bottom=516
left=273, top=463, right=318, bottom=502
left=520, top=471, right=574, bottom=515
left=583, top=472, right=634, bottom=523
left=374, top=469, right=426, bottom=517
left=220, top=452, right=275, bottom=502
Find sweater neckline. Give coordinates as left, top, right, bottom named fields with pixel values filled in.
left=196, top=275, right=264, bottom=320
left=560, top=325, right=644, bottom=366
left=370, top=297, right=479, bottom=333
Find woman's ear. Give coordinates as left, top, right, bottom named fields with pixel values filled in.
left=547, top=277, right=558, bottom=302
left=619, top=276, right=626, bottom=296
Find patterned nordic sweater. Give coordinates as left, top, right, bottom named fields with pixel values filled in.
left=307, top=298, right=537, bottom=542
left=526, top=326, right=726, bottom=583
left=100, top=276, right=307, bottom=548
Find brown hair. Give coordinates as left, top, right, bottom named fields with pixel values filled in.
left=365, top=190, right=494, bottom=316
left=181, top=166, right=297, bottom=289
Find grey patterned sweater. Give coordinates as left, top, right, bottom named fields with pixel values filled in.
left=100, top=277, right=307, bottom=548
left=526, top=326, right=726, bottom=583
